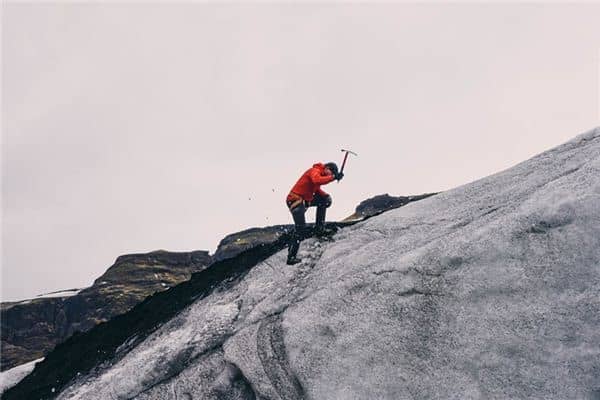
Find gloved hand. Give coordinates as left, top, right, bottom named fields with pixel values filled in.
left=335, top=172, right=344, bottom=181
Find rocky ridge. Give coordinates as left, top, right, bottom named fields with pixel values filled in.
left=214, top=193, right=437, bottom=263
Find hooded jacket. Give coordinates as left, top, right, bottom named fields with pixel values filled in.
left=287, top=163, right=335, bottom=202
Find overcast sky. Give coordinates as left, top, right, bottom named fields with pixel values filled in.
left=2, top=3, right=600, bottom=302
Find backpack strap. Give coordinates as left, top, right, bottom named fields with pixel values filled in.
left=286, top=192, right=305, bottom=210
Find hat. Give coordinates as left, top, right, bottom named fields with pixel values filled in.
left=324, top=162, right=339, bottom=175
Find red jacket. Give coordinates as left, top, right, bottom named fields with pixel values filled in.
left=288, top=163, right=335, bottom=202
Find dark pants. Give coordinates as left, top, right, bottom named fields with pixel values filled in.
left=286, top=193, right=332, bottom=259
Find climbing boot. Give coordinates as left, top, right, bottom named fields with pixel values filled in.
left=287, top=255, right=302, bottom=265
left=314, top=225, right=337, bottom=239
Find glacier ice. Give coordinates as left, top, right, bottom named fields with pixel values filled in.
left=53, top=128, right=600, bottom=400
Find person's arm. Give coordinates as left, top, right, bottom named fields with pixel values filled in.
left=309, top=168, right=335, bottom=185
left=315, top=187, right=329, bottom=198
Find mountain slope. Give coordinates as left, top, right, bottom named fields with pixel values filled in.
left=6, top=128, right=600, bottom=400
left=0, top=191, right=430, bottom=387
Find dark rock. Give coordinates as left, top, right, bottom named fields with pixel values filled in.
left=344, top=193, right=437, bottom=220
left=213, top=226, right=292, bottom=263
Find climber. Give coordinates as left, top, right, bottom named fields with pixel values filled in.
left=285, top=162, right=344, bottom=265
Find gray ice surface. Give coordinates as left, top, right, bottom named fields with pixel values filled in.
left=57, top=128, right=600, bottom=400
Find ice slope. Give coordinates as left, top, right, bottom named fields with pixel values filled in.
left=57, top=129, right=600, bottom=400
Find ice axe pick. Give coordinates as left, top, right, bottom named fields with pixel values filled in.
left=340, top=149, right=357, bottom=174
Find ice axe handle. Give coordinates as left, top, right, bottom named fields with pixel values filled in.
left=340, top=152, right=350, bottom=174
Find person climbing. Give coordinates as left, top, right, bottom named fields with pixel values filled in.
left=285, top=162, right=344, bottom=265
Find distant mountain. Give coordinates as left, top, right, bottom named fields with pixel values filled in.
left=1, top=250, right=211, bottom=370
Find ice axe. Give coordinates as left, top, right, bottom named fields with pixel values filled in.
left=340, top=148, right=357, bottom=175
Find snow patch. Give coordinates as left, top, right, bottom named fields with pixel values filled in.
left=0, top=358, right=43, bottom=395
left=7, top=288, right=84, bottom=304
left=35, top=289, right=82, bottom=299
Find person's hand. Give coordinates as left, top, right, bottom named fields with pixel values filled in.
left=335, top=172, right=344, bottom=181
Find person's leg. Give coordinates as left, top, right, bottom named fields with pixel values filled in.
left=311, top=194, right=332, bottom=234
left=287, top=201, right=307, bottom=264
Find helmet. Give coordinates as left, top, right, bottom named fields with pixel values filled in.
left=324, top=162, right=338, bottom=175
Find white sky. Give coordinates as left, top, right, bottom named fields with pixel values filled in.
left=2, top=2, right=600, bottom=301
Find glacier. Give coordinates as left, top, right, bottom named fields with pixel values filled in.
left=8, top=128, right=600, bottom=400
